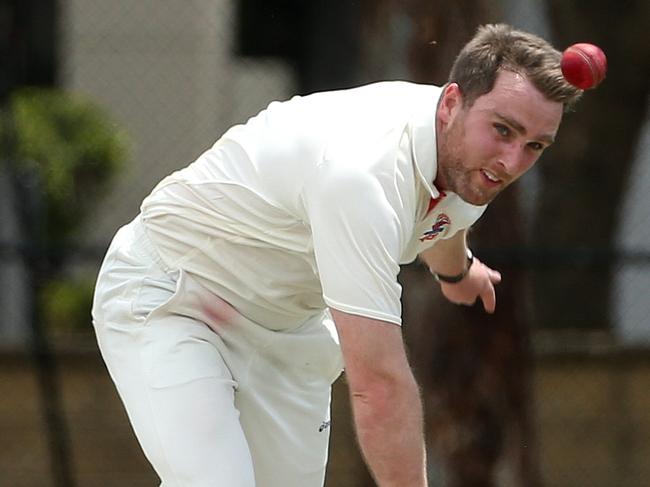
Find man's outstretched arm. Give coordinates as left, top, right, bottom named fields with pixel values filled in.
left=330, top=308, right=427, bottom=487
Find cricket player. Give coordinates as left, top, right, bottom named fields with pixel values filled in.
left=92, top=24, right=581, bottom=487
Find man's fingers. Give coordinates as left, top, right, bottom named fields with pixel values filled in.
left=440, top=263, right=500, bottom=312
left=486, top=267, right=502, bottom=284
left=480, top=282, right=497, bottom=313
left=476, top=259, right=501, bottom=284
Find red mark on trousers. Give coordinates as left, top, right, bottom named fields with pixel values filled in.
left=201, top=296, right=237, bottom=332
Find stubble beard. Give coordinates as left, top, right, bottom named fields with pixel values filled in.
left=440, top=158, right=500, bottom=205
left=437, top=121, right=499, bottom=206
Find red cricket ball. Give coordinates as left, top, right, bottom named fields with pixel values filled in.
left=560, top=43, right=607, bottom=90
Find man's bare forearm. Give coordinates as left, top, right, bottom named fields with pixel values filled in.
left=330, top=309, right=428, bottom=486
left=419, top=229, right=468, bottom=276
left=350, top=375, right=428, bottom=487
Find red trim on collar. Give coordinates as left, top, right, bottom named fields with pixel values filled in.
left=427, top=191, right=446, bottom=213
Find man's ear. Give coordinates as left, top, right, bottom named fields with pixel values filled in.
left=438, top=83, right=463, bottom=124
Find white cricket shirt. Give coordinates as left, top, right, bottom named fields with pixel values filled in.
left=140, top=81, right=486, bottom=329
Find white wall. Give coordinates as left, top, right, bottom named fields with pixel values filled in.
left=613, top=96, right=650, bottom=344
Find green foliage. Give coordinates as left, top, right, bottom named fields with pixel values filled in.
left=41, top=277, right=96, bottom=334
left=1, top=88, right=130, bottom=334
left=7, top=88, right=129, bottom=240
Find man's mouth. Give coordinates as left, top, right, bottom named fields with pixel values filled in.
left=481, top=169, right=502, bottom=185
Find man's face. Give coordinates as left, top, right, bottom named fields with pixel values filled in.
left=436, top=70, right=563, bottom=205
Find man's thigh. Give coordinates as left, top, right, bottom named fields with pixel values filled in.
left=93, top=232, right=257, bottom=486
left=230, top=312, right=344, bottom=487
left=96, top=309, right=257, bottom=486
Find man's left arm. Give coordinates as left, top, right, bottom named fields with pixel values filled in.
left=418, top=229, right=502, bottom=313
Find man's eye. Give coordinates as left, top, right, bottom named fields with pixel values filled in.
left=527, top=142, right=544, bottom=151
left=494, top=124, right=510, bottom=137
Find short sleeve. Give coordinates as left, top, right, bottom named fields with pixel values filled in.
left=303, top=161, right=405, bottom=325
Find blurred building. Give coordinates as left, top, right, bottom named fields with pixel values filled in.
left=614, top=96, right=650, bottom=345
left=61, top=0, right=296, bottom=248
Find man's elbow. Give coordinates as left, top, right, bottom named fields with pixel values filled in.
left=348, top=373, right=419, bottom=418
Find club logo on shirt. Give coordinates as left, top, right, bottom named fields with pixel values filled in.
left=419, top=213, right=451, bottom=241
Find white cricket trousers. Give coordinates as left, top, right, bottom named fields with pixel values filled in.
left=91, top=217, right=344, bottom=486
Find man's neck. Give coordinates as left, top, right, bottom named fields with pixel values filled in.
left=434, top=116, right=449, bottom=191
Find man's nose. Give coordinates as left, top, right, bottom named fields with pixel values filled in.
left=497, top=142, right=523, bottom=174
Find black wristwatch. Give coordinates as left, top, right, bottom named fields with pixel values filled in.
left=432, top=248, right=474, bottom=284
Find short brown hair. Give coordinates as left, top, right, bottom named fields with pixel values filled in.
left=449, top=24, right=582, bottom=112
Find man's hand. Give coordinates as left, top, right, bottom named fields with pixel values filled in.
left=439, top=256, right=502, bottom=313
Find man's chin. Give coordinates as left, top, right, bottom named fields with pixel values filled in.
left=456, top=189, right=497, bottom=206
left=445, top=174, right=501, bottom=206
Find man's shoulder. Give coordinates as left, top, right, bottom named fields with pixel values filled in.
left=309, top=80, right=441, bottom=100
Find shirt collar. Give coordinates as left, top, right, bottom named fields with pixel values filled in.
left=408, top=84, right=444, bottom=200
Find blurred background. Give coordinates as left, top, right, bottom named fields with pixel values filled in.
left=1, top=0, right=649, bottom=486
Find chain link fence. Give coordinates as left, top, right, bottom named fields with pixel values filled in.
left=1, top=1, right=650, bottom=486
